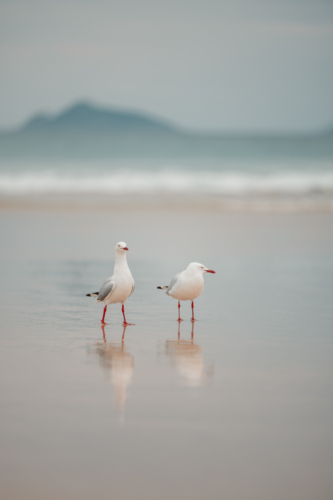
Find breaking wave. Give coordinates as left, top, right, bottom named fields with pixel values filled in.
left=1, top=170, right=333, bottom=196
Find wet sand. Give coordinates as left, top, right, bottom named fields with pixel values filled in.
left=1, top=192, right=333, bottom=214
left=0, top=206, right=333, bottom=500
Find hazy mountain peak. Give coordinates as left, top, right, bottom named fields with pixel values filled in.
left=22, top=101, right=176, bottom=133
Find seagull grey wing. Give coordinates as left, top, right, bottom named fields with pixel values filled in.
left=167, top=273, right=181, bottom=295
left=98, top=280, right=116, bottom=301
left=129, top=283, right=135, bottom=297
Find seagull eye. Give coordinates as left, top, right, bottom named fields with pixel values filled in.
left=201, top=266, right=204, bottom=269
left=118, top=244, right=120, bottom=247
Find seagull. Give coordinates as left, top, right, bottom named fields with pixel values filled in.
left=86, top=241, right=135, bottom=325
left=157, top=262, right=215, bottom=321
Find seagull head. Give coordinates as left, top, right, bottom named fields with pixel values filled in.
left=115, top=241, right=129, bottom=252
left=187, top=262, right=216, bottom=275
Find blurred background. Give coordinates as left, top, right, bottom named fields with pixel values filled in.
left=0, top=0, right=333, bottom=210
left=1, top=2, right=333, bottom=500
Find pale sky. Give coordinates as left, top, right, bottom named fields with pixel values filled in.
left=1, top=0, right=333, bottom=132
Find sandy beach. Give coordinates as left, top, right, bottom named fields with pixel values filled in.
left=1, top=203, right=332, bottom=500
left=1, top=192, right=333, bottom=214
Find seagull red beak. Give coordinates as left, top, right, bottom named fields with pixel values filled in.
left=123, top=247, right=129, bottom=251
left=206, top=269, right=216, bottom=273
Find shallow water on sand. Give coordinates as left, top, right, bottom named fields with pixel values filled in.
left=0, top=211, right=333, bottom=500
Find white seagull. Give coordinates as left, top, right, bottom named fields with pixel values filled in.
left=157, top=262, right=215, bottom=321
left=86, top=242, right=135, bottom=325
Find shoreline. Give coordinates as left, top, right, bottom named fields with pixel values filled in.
left=1, top=193, right=333, bottom=213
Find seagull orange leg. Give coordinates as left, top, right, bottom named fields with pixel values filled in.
left=101, top=305, right=107, bottom=324
left=177, top=301, right=183, bottom=322
left=191, top=301, right=197, bottom=322
left=122, top=304, right=134, bottom=326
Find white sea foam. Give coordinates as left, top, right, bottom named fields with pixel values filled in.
left=1, top=169, right=333, bottom=196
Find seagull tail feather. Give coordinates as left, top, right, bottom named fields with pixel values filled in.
left=86, top=292, right=99, bottom=297
left=157, top=286, right=168, bottom=290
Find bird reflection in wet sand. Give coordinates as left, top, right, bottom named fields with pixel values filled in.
left=165, top=322, right=213, bottom=387
left=91, top=324, right=134, bottom=413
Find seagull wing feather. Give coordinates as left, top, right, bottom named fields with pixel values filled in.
left=167, top=272, right=182, bottom=295
left=98, top=279, right=116, bottom=301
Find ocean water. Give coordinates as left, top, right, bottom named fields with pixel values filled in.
left=0, top=210, right=333, bottom=500
left=0, top=135, right=333, bottom=203
left=1, top=162, right=333, bottom=196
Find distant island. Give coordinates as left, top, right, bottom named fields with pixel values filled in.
left=21, top=102, right=176, bottom=134
left=0, top=102, right=332, bottom=160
